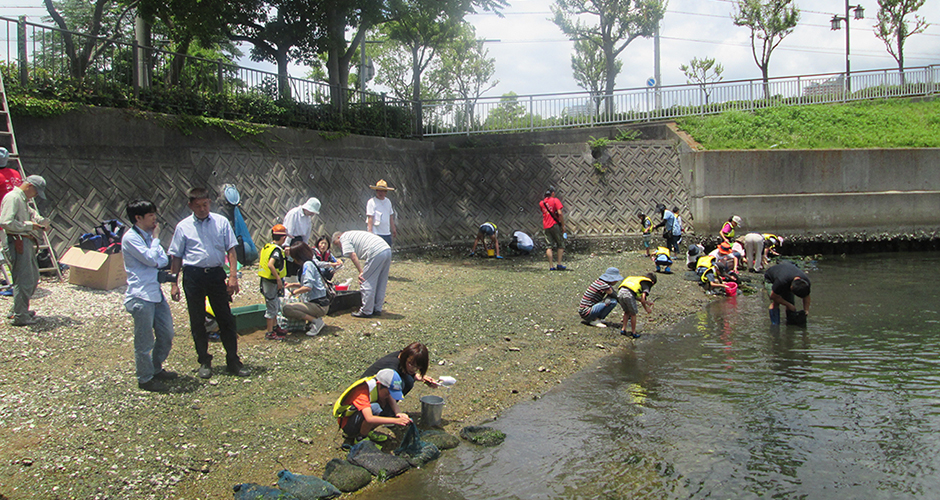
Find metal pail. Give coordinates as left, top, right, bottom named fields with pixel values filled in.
left=420, top=395, right=445, bottom=427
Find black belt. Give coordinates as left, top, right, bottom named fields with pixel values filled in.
left=183, top=265, right=223, bottom=273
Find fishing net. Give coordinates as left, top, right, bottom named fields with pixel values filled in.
left=232, top=483, right=298, bottom=500
left=346, top=440, right=411, bottom=478
left=276, top=470, right=341, bottom=499
left=420, top=429, right=461, bottom=450
left=460, top=425, right=506, bottom=447
left=322, top=458, right=372, bottom=492
left=394, top=422, right=441, bottom=468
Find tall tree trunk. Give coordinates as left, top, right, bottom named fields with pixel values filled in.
left=761, top=65, right=770, bottom=100
left=168, top=38, right=192, bottom=87
left=603, top=46, right=616, bottom=117
left=412, top=44, right=423, bottom=136
left=897, top=38, right=906, bottom=87
left=276, top=48, right=290, bottom=100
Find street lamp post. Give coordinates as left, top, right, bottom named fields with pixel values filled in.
left=831, top=1, right=865, bottom=95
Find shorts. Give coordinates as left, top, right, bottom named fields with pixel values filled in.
left=480, top=223, right=496, bottom=236
left=544, top=225, right=565, bottom=249
left=617, top=287, right=639, bottom=315
left=260, top=278, right=281, bottom=319
left=643, top=233, right=651, bottom=248
left=341, top=403, right=394, bottom=437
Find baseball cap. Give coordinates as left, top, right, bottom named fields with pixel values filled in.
left=25, top=175, right=46, bottom=200
left=272, top=224, right=287, bottom=235
left=375, top=368, right=404, bottom=401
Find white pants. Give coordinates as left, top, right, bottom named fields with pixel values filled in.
left=360, top=248, right=391, bottom=315
left=743, top=233, right=764, bottom=271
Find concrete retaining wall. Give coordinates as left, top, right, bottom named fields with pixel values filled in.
left=684, top=148, right=940, bottom=236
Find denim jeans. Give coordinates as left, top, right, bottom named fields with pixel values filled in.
left=125, top=296, right=174, bottom=383
left=585, top=299, right=617, bottom=321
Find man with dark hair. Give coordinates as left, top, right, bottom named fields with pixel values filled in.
left=0, top=174, right=49, bottom=326
left=651, top=204, right=676, bottom=255
left=168, top=187, right=249, bottom=379
left=122, top=200, right=176, bottom=392
left=764, top=261, right=811, bottom=325
left=539, top=186, right=566, bottom=271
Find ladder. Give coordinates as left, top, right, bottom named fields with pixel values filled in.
left=0, top=71, right=63, bottom=281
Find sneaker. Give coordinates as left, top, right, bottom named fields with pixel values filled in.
left=306, top=318, right=326, bottom=336
left=588, top=319, right=607, bottom=328
left=7, top=310, right=36, bottom=320
left=208, top=332, right=221, bottom=342
left=555, top=265, right=567, bottom=270
left=227, top=365, right=250, bottom=377
left=351, top=310, right=373, bottom=318
left=265, top=330, right=287, bottom=340
left=10, top=316, right=37, bottom=326
left=153, top=369, right=178, bottom=381
left=367, top=430, right=389, bottom=443
left=138, top=378, right=169, bottom=393
left=197, top=363, right=212, bottom=379
left=549, top=267, right=556, bottom=271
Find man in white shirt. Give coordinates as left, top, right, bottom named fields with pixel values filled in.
left=332, top=230, right=391, bottom=318
left=283, top=197, right=321, bottom=244
left=366, top=180, right=396, bottom=246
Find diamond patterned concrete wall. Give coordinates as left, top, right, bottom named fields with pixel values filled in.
left=14, top=110, right=685, bottom=258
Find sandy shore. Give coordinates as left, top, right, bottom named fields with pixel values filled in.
left=0, top=248, right=713, bottom=499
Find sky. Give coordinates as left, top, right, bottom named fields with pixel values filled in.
left=2, top=0, right=939, bottom=98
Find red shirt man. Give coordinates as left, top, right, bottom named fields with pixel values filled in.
left=539, top=186, right=566, bottom=271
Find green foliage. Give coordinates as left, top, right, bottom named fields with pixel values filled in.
left=675, top=99, right=940, bottom=149
left=615, top=128, right=641, bottom=141
left=680, top=56, right=724, bottom=105
left=732, top=0, right=800, bottom=92
left=588, top=135, right=610, bottom=149
left=874, top=0, right=930, bottom=77
left=592, top=161, right=606, bottom=174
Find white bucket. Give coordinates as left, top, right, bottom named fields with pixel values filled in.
left=420, top=395, right=445, bottom=427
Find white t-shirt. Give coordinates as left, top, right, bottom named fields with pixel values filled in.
left=513, top=231, right=533, bottom=248
left=366, top=197, right=394, bottom=236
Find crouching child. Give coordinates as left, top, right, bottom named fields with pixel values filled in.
left=618, top=273, right=656, bottom=338
left=653, top=246, right=673, bottom=273
left=333, top=368, right=412, bottom=443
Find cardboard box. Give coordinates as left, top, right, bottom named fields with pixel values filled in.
left=59, top=247, right=126, bottom=290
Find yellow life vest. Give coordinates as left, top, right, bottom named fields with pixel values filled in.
left=655, top=246, right=671, bottom=257
left=620, top=276, right=653, bottom=295
left=696, top=255, right=716, bottom=269
left=332, top=376, right=380, bottom=419
left=721, top=222, right=735, bottom=239
left=762, top=233, right=779, bottom=248
left=257, top=243, right=286, bottom=280
left=642, top=216, right=652, bottom=234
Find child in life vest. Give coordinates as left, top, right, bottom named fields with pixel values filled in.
left=653, top=246, right=673, bottom=273
left=333, top=368, right=412, bottom=442
left=617, top=273, right=656, bottom=338
left=258, top=224, right=289, bottom=340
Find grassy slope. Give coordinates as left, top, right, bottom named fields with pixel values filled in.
left=675, top=98, right=940, bottom=150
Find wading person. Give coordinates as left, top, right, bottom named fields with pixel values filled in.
left=333, top=230, right=392, bottom=318
left=540, top=186, right=566, bottom=271
left=168, top=187, right=249, bottom=379
left=764, top=261, right=811, bottom=326
left=0, top=175, right=49, bottom=326
left=618, top=273, right=656, bottom=338
left=366, top=179, right=397, bottom=246
left=122, top=200, right=176, bottom=392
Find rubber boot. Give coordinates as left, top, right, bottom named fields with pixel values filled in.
left=769, top=307, right=780, bottom=325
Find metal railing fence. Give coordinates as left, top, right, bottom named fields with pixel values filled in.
left=2, top=16, right=938, bottom=138
left=422, top=65, right=940, bottom=136
left=0, top=15, right=412, bottom=137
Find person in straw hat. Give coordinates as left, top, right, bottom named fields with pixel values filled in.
left=366, top=179, right=396, bottom=247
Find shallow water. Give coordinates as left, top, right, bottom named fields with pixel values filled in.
left=358, top=253, right=940, bottom=499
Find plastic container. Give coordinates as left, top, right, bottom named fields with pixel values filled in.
left=335, top=284, right=348, bottom=291
left=725, top=282, right=738, bottom=296
left=486, top=249, right=495, bottom=257
left=420, top=395, right=445, bottom=427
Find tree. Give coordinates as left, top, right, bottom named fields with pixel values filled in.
left=42, top=0, right=136, bottom=80
left=875, top=0, right=929, bottom=86
left=732, top=0, right=799, bottom=100
left=570, top=38, right=613, bottom=115
left=434, top=23, right=498, bottom=129
left=551, top=0, right=665, bottom=116
left=226, top=0, right=327, bottom=100
left=680, top=56, right=724, bottom=105
left=484, top=91, right=528, bottom=130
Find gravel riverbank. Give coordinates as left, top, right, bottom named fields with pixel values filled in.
left=0, top=249, right=713, bottom=499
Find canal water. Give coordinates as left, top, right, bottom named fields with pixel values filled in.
left=359, top=253, right=940, bottom=499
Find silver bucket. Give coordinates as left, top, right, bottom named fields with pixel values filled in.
left=420, top=395, right=445, bottom=427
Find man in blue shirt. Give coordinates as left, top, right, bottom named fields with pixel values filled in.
left=168, top=188, right=249, bottom=379
left=651, top=204, right=676, bottom=255
left=122, top=200, right=176, bottom=392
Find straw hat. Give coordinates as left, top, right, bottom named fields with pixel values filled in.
left=369, top=179, right=395, bottom=191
